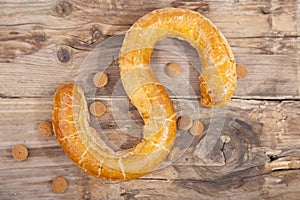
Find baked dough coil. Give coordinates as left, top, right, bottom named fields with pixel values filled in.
left=52, top=8, right=236, bottom=180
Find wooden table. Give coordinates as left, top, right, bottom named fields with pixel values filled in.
left=1, top=0, right=299, bottom=199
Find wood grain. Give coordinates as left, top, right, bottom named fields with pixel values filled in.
left=0, top=36, right=299, bottom=99
left=0, top=0, right=299, bottom=199
left=0, top=0, right=299, bottom=99
left=1, top=98, right=300, bottom=199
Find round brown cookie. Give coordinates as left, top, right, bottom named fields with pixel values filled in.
left=189, top=120, right=204, bottom=136
left=52, top=176, right=68, bottom=194
left=168, top=146, right=181, bottom=161
left=12, top=145, right=28, bottom=161
left=177, top=116, right=193, bottom=131
left=89, top=101, right=106, bottom=117
left=37, top=121, right=53, bottom=136
left=166, top=62, right=182, bottom=78
left=236, top=64, right=248, bottom=79
left=93, top=72, right=108, bottom=88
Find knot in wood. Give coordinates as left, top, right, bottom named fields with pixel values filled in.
left=259, top=6, right=271, bottom=15
left=57, top=47, right=70, bottom=63
left=90, top=26, right=102, bottom=41
left=31, top=32, right=46, bottom=44
left=82, top=191, right=91, bottom=200
left=55, top=1, right=72, bottom=17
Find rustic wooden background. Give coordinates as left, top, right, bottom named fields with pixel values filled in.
left=0, top=0, right=299, bottom=199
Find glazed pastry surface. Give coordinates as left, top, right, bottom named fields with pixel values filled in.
left=52, top=8, right=236, bottom=180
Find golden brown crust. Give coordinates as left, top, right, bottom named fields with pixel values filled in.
left=120, top=7, right=236, bottom=107
left=52, top=83, right=176, bottom=180
left=52, top=8, right=236, bottom=180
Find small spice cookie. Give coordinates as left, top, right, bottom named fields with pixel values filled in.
left=177, top=116, right=193, bottom=131
left=12, top=145, right=28, bottom=161
left=93, top=72, right=108, bottom=88
left=236, top=64, right=248, bottom=79
left=37, top=121, right=53, bottom=136
left=89, top=101, right=106, bottom=117
left=189, top=120, right=204, bottom=136
left=52, top=176, right=68, bottom=194
left=166, top=62, right=182, bottom=78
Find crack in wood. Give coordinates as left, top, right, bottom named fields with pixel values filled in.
left=268, top=154, right=279, bottom=162
left=220, top=141, right=227, bottom=165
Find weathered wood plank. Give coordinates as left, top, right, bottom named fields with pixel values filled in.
left=1, top=164, right=300, bottom=199
left=1, top=98, right=299, bottom=151
left=0, top=99, right=299, bottom=186
left=0, top=0, right=298, bottom=37
left=0, top=0, right=299, bottom=99
left=0, top=36, right=299, bottom=98
left=0, top=162, right=298, bottom=200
